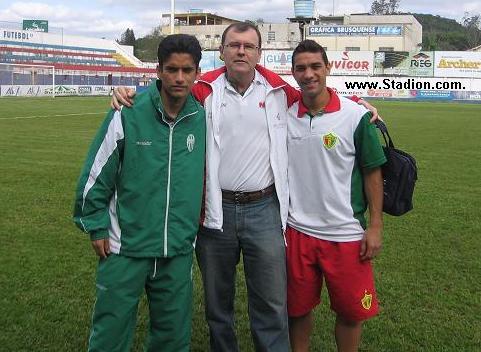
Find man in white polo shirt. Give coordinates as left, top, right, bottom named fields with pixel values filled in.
left=192, top=23, right=293, bottom=352
left=286, top=40, right=386, bottom=352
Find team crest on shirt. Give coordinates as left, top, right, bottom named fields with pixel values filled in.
left=361, top=290, right=372, bottom=310
left=186, top=134, right=195, bottom=152
left=322, top=132, right=338, bottom=150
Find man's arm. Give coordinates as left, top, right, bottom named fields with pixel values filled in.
left=358, top=99, right=380, bottom=122
left=349, top=95, right=380, bottom=122
left=360, top=167, right=384, bottom=261
left=73, top=110, right=124, bottom=258
left=111, top=87, right=136, bottom=110
left=111, top=81, right=382, bottom=120
left=353, top=111, right=386, bottom=261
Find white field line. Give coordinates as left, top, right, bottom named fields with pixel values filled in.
left=0, top=112, right=104, bottom=120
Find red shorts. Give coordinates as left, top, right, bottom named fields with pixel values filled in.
left=286, top=226, right=379, bottom=321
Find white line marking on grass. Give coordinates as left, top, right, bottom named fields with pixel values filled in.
left=0, top=112, right=104, bottom=120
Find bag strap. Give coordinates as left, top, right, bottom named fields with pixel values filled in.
left=375, top=120, right=395, bottom=149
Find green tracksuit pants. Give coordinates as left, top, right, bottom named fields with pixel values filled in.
left=88, top=253, right=193, bottom=352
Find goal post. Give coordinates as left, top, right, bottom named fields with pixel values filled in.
left=0, top=63, right=56, bottom=98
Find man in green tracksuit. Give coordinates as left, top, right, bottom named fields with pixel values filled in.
left=73, top=34, right=205, bottom=352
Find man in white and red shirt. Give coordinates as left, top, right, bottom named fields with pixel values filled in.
left=286, top=40, right=386, bottom=352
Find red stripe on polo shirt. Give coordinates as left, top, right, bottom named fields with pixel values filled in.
left=297, top=87, right=341, bottom=117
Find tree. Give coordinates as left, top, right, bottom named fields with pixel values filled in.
left=370, top=0, right=400, bottom=15
left=134, top=26, right=165, bottom=62
left=462, top=12, right=481, bottom=49
left=371, top=0, right=387, bottom=15
left=118, top=28, right=136, bottom=46
left=414, top=13, right=471, bottom=50
left=387, top=0, right=400, bottom=14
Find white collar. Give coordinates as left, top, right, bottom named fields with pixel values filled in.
left=223, top=69, right=266, bottom=93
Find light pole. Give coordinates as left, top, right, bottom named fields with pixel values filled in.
left=170, top=0, right=175, bottom=34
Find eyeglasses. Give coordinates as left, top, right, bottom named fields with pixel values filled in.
left=223, top=42, right=259, bottom=53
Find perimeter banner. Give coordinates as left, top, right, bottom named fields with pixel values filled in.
left=0, top=85, right=119, bottom=97
left=258, top=50, right=374, bottom=76
left=262, top=50, right=292, bottom=74
left=374, top=51, right=434, bottom=76
left=199, top=51, right=225, bottom=72
left=434, top=51, right=481, bottom=78
left=280, top=75, right=481, bottom=102
left=328, top=51, right=373, bottom=76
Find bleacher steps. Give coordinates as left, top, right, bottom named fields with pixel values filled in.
left=112, top=52, right=135, bottom=67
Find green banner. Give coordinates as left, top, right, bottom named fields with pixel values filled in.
left=23, top=20, right=48, bottom=32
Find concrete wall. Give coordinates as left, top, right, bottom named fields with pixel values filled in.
left=161, top=22, right=302, bottom=50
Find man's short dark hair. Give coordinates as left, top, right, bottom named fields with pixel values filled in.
left=292, top=40, right=329, bottom=67
left=221, top=22, right=262, bottom=48
left=157, top=34, right=202, bottom=69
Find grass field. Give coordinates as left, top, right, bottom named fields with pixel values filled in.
left=0, top=97, right=480, bottom=352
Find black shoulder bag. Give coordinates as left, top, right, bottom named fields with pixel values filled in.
left=375, top=120, right=418, bottom=216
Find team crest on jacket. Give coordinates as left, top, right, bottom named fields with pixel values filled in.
left=186, top=134, right=195, bottom=152
left=361, top=290, right=372, bottom=310
left=322, top=132, right=338, bottom=149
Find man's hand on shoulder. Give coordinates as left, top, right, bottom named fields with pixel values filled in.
left=111, top=87, right=136, bottom=110
left=357, top=98, right=383, bottom=123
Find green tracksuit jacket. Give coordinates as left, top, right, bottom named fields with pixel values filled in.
left=73, top=81, right=206, bottom=258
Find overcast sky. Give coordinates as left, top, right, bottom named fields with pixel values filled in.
left=1, top=0, right=480, bottom=40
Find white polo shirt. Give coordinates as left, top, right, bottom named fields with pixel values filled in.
left=218, top=70, right=275, bottom=192
left=287, top=88, right=386, bottom=242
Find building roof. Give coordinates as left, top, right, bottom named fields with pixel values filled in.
left=161, top=12, right=240, bottom=24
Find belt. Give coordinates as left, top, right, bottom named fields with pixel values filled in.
left=222, top=184, right=275, bottom=204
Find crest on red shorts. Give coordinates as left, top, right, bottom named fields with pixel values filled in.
left=361, top=290, right=372, bottom=310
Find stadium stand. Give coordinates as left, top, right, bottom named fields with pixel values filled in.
left=0, top=25, right=157, bottom=93
left=0, top=40, right=153, bottom=69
